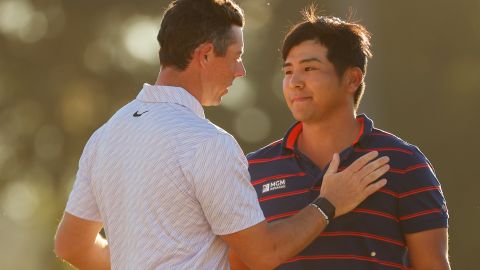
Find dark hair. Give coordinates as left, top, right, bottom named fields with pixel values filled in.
left=157, top=0, right=244, bottom=70
left=282, top=8, right=372, bottom=109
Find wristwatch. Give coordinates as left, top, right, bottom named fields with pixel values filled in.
left=311, top=197, right=336, bottom=222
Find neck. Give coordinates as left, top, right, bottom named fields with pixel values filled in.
left=297, top=109, right=360, bottom=168
left=155, top=66, right=203, bottom=103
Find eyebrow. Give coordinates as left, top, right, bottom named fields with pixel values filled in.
left=283, top=57, right=323, bottom=68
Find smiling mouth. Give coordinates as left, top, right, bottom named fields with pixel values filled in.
left=291, top=97, right=312, bottom=103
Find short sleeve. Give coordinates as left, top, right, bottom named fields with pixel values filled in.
left=65, top=128, right=103, bottom=222
left=185, top=133, right=265, bottom=235
left=398, top=148, right=448, bottom=233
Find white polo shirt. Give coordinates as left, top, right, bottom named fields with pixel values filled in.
left=65, top=84, right=265, bottom=270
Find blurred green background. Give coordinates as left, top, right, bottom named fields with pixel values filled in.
left=0, top=0, right=478, bottom=269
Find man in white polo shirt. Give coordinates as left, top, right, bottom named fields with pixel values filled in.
left=54, top=0, right=390, bottom=269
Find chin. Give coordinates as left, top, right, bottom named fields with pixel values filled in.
left=290, top=108, right=309, bottom=121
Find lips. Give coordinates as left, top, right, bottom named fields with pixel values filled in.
left=291, top=96, right=312, bottom=103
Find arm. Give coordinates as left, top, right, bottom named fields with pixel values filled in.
left=225, top=151, right=390, bottom=270
left=54, top=212, right=110, bottom=270
left=224, top=205, right=328, bottom=270
left=229, top=248, right=250, bottom=270
left=405, top=228, right=450, bottom=270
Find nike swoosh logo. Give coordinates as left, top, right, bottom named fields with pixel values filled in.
left=133, top=110, right=149, bottom=117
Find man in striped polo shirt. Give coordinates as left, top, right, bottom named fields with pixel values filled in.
left=231, top=9, right=450, bottom=270
left=54, top=1, right=391, bottom=269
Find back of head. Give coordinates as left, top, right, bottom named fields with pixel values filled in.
left=158, top=0, right=244, bottom=70
left=282, top=7, right=372, bottom=110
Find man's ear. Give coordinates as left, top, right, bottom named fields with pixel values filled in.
left=193, top=43, right=214, bottom=67
left=343, top=67, right=363, bottom=94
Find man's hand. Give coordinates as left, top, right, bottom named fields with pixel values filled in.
left=320, top=151, right=389, bottom=217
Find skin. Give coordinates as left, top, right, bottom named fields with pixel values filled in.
left=231, top=40, right=450, bottom=270
left=54, top=28, right=391, bottom=270
left=54, top=214, right=109, bottom=270
left=283, top=40, right=364, bottom=168
left=157, top=25, right=246, bottom=106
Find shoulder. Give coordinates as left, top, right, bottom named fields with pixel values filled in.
left=364, top=129, right=440, bottom=193
left=364, top=128, right=432, bottom=168
left=176, top=120, right=245, bottom=166
left=246, top=139, right=284, bottom=161
left=80, top=124, right=108, bottom=161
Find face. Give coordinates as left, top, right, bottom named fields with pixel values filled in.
left=282, top=40, right=350, bottom=123
left=202, top=25, right=246, bottom=106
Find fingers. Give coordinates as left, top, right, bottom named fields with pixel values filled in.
left=356, top=156, right=390, bottom=182
left=345, top=151, right=379, bottom=173
left=360, top=163, right=390, bottom=186
left=325, top=153, right=340, bottom=176
left=362, top=178, right=387, bottom=197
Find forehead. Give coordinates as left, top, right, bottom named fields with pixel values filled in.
left=228, top=25, right=244, bottom=50
left=285, top=40, right=328, bottom=63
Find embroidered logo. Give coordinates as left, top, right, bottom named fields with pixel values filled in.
left=133, top=110, right=149, bottom=117
left=262, top=179, right=286, bottom=193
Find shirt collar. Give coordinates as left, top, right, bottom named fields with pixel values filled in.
left=281, top=114, right=374, bottom=153
left=136, top=83, right=205, bottom=119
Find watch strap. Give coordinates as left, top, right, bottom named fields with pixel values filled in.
left=311, top=197, right=336, bottom=220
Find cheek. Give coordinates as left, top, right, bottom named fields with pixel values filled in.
left=282, top=79, right=290, bottom=102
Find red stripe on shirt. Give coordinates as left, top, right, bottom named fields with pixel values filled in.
left=379, top=186, right=440, bottom=198
left=286, top=254, right=410, bottom=269
left=320, top=231, right=405, bottom=247
left=378, top=188, right=398, bottom=197
left=399, top=186, right=441, bottom=198
left=400, top=209, right=442, bottom=221
left=266, top=210, right=299, bottom=222
left=337, top=163, right=428, bottom=174
left=355, top=147, right=413, bottom=155
left=389, top=163, right=429, bottom=174
left=249, top=154, right=295, bottom=164
left=251, top=172, right=306, bottom=186
left=259, top=189, right=309, bottom=202
left=352, top=208, right=399, bottom=222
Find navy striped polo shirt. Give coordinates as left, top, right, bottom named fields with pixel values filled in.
left=247, top=114, right=448, bottom=270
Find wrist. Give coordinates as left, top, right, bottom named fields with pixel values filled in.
left=311, top=197, right=336, bottom=222
left=310, top=203, right=330, bottom=224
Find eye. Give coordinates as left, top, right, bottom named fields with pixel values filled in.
left=305, top=66, right=316, bottom=71
left=283, top=70, right=292, bottom=75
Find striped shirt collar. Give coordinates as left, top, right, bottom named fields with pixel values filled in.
left=136, top=83, right=205, bottom=119
left=281, top=114, right=374, bottom=153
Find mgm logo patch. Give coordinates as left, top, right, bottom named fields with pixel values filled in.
left=262, top=179, right=286, bottom=193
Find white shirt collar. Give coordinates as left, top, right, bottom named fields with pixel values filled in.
left=136, top=83, right=205, bottom=119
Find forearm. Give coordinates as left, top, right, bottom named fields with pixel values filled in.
left=62, top=234, right=110, bottom=270
left=264, top=205, right=327, bottom=267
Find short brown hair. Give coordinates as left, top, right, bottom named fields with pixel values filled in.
left=157, top=0, right=244, bottom=70
left=282, top=8, right=372, bottom=110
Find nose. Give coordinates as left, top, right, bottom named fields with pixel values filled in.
left=288, top=72, right=304, bottom=89
left=235, top=61, right=246, bottom=77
